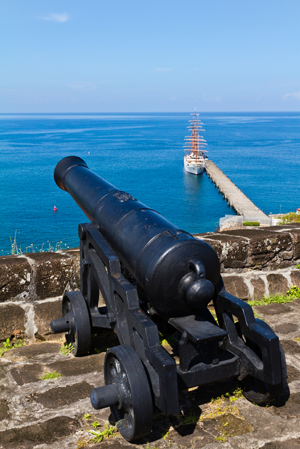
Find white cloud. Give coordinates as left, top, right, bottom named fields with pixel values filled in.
left=67, top=82, right=98, bottom=92
left=43, top=13, right=69, bottom=23
left=155, top=68, right=172, bottom=72
left=283, top=91, right=300, bottom=101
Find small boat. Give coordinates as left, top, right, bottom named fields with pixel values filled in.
left=184, top=110, right=207, bottom=175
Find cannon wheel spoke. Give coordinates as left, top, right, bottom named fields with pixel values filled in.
left=104, top=345, right=153, bottom=442
left=241, top=319, right=287, bottom=404
left=62, top=291, right=91, bottom=356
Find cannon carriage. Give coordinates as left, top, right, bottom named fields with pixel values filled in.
left=50, top=156, right=286, bottom=441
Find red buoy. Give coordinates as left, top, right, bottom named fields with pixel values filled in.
left=54, top=206, right=57, bottom=212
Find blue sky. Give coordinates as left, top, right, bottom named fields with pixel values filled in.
left=1, top=0, right=300, bottom=112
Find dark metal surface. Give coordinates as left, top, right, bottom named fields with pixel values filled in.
left=95, top=345, right=153, bottom=441
left=51, top=291, right=91, bottom=356
left=241, top=319, right=287, bottom=403
left=50, top=156, right=287, bottom=442
left=54, top=156, right=219, bottom=317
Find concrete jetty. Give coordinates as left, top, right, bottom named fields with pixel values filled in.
left=205, top=160, right=269, bottom=220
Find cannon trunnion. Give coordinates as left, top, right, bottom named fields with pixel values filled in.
left=51, top=156, right=287, bottom=442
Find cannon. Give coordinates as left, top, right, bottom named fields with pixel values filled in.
left=51, top=156, right=287, bottom=441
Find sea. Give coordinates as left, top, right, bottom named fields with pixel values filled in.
left=0, top=112, right=299, bottom=256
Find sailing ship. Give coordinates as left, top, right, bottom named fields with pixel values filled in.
left=184, top=110, right=208, bottom=175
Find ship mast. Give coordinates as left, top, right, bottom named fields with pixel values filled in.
left=184, top=109, right=207, bottom=161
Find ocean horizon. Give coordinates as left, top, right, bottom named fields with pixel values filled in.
left=0, top=112, right=299, bottom=256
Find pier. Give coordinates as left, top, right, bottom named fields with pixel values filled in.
left=205, top=160, right=269, bottom=220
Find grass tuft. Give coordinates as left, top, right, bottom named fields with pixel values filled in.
left=9, top=230, right=72, bottom=255
left=83, top=413, right=91, bottom=419
left=60, top=343, right=74, bottom=356
left=38, top=370, right=62, bottom=381
left=249, top=285, right=300, bottom=306
left=88, top=422, right=118, bottom=443
left=0, top=338, right=24, bottom=357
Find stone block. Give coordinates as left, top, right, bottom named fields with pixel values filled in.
left=0, top=399, right=10, bottom=421
left=197, top=234, right=248, bottom=269
left=250, top=232, right=292, bottom=269
left=10, top=353, right=105, bottom=385
left=274, top=323, right=298, bottom=335
left=0, top=256, right=31, bottom=302
left=28, top=252, right=74, bottom=300
left=64, top=248, right=81, bottom=289
left=0, top=416, right=81, bottom=448
left=278, top=225, right=300, bottom=260
left=225, top=229, right=293, bottom=269
left=222, top=275, right=249, bottom=300
left=0, top=303, right=26, bottom=341
left=5, top=342, right=61, bottom=361
left=34, top=381, right=94, bottom=408
left=195, top=235, right=223, bottom=259
left=291, top=270, right=300, bottom=288
left=267, top=273, right=289, bottom=296
left=34, top=299, right=62, bottom=337
left=250, top=276, right=266, bottom=300
left=293, top=232, right=300, bottom=260
left=255, top=303, right=293, bottom=315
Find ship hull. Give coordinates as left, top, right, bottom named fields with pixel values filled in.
left=184, top=156, right=205, bottom=175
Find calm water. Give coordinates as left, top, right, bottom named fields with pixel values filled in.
left=0, top=112, right=299, bottom=255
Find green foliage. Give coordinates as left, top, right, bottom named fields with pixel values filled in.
left=249, top=285, right=300, bottom=306
left=228, top=387, right=243, bottom=401
left=38, top=370, right=62, bottom=380
left=92, top=421, right=100, bottom=428
left=9, top=230, right=70, bottom=255
left=83, top=413, right=91, bottom=419
left=0, top=338, right=24, bottom=357
left=161, top=429, right=171, bottom=440
left=296, top=264, right=300, bottom=269
left=9, top=231, right=22, bottom=255
left=88, top=422, right=118, bottom=443
left=76, top=438, right=87, bottom=449
left=279, top=212, right=300, bottom=225
left=215, top=436, right=227, bottom=442
left=160, top=334, right=176, bottom=346
left=60, top=343, right=74, bottom=356
left=3, top=338, right=13, bottom=350
left=243, top=221, right=260, bottom=226
left=182, top=413, right=198, bottom=425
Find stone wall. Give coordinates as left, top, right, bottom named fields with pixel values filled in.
left=1, top=223, right=300, bottom=343
left=0, top=249, right=80, bottom=343
left=194, top=222, right=300, bottom=301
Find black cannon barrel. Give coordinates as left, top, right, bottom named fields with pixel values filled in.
left=54, top=156, right=220, bottom=318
